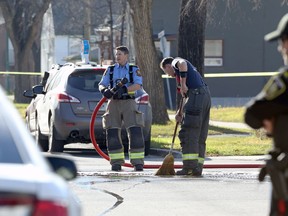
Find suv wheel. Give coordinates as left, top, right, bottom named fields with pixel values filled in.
left=48, top=116, right=64, bottom=152
left=35, top=120, right=48, bottom=152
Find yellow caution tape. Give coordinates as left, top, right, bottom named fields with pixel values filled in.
left=0, top=71, right=278, bottom=77
left=162, top=71, right=278, bottom=78
left=0, top=71, right=41, bottom=75
left=204, top=72, right=278, bottom=77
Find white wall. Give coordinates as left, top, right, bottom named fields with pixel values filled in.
left=54, top=36, right=69, bottom=65
left=41, top=4, right=55, bottom=72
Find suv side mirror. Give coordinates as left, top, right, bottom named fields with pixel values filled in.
left=32, top=85, right=44, bottom=94
left=23, top=85, right=44, bottom=98
left=44, top=154, right=78, bottom=181
left=23, top=89, right=35, bottom=98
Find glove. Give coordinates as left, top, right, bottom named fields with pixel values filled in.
left=101, top=88, right=113, bottom=99
left=115, top=86, right=128, bottom=99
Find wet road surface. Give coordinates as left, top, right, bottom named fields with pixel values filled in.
left=65, top=146, right=270, bottom=216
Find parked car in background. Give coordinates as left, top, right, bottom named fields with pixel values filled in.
left=0, top=84, right=81, bottom=216
left=23, top=62, right=152, bottom=155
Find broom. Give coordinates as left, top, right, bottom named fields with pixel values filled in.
left=155, top=97, right=185, bottom=176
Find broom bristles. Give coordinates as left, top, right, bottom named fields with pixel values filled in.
left=155, top=97, right=185, bottom=176
left=155, top=153, right=175, bottom=176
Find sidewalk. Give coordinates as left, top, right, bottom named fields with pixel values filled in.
left=209, top=120, right=251, bottom=130
left=169, top=114, right=250, bottom=130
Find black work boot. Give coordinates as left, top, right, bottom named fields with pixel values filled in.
left=134, top=164, right=144, bottom=171
left=198, top=164, right=203, bottom=176
left=176, top=167, right=202, bottom=176
left=111, top=164, right=122, bottom=171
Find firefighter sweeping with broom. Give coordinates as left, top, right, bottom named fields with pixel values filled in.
left=159, top=57, right=211, bottom=176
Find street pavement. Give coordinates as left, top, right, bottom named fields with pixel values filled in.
left=69, top=120, right=270, bottom=216
left=70, top=150, right=269, bottom=216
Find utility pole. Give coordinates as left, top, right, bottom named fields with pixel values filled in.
left=83, top=0, right=91, bottom=41
left=120, top=0, right=127, bottom=45
left=107, top=0, right=115, bottom=62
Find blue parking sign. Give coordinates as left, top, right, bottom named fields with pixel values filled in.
left=81, top=40, right=90, bottom=63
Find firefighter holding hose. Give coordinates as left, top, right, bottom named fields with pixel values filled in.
left=98, top=46, right=145, bottom=172
left=244, top=13, right=288, bottom=216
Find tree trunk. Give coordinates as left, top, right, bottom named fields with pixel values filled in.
left=127, top=0, right=169, bottom=124
left=178, top=0, right=207, bottom=77
left=107, top=0, right=115, bottom=62
left=120, top=0, right=127, bottom=45
left=83, top=0, right=91, bottom=41
left=0, top=0, right=51, bottom=103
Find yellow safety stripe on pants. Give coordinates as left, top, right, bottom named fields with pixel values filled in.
left=198, top=157, right=205, bottom=164
left=128, top=91, right=135, bottom=96
left=129, top=152, right=145, bottom=159
left=182, top=154, right=198, bottom=161
left=109, top=152, right=125, bottom=160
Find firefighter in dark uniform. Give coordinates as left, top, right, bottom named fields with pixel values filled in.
left=98, top=46, right=145, bottom=172
left=244, top=13, right=288, bottom=216
left=160, top=57, right=211, bottom=176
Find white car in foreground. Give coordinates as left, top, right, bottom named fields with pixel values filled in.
left=0, top=85, right=81, bottom=216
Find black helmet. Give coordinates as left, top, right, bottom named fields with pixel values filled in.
left=244, top=66, right=288, bottom=129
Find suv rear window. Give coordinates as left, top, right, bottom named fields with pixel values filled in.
left=68, top=69, right=105, bottom=92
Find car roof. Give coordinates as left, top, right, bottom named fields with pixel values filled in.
left=63, top=62, right=107, bottom=70
left=56, top=62, right=107, bottom=77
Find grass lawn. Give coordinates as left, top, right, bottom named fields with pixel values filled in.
left=152, top=107, right=272, bottom=156
left=14, top=103, right=27, bottom=118
left=210, top=106, right=246, bottom=122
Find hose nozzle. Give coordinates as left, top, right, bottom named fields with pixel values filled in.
left=111, top=77, right=128, bottom=93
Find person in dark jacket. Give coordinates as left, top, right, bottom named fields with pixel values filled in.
left=244, top=13, right=288, bottom=216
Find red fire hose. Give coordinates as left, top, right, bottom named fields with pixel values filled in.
left=89, top=97, right=263, bottom=169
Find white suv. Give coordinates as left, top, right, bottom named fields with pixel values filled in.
left=0, top=84, right=81, bottom=216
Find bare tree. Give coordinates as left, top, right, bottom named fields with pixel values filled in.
left=107, top=0, right=115, bottom=62
left=178, top=0, right=288, bottom=78
left=120, top=0, right=127, bottom=45
left=0, top=0, right=51, bottom=103
left=83, top=0, right=91, bottom=41
left=127, top=0, right=169, bottom=124
left=178, top=0, right=207, bottom=77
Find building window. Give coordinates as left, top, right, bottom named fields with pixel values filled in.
left=204, top=40, right=223, bottom=67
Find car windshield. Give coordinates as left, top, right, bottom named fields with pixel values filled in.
left=68, top=69, right=104, bottom=92
left=0, top=114, right=23, bottom=164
